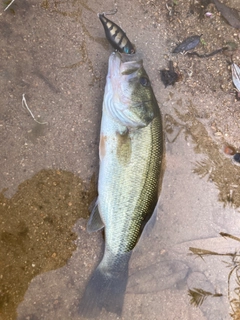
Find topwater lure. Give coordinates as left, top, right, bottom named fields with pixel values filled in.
left=98, top=11, right=135, bottom=54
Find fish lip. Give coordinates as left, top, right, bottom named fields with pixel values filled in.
left=108, top=52, right=122, bottom=78
left=108, top=52, right=142, bottom=78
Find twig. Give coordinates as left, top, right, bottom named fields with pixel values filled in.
left=166, top=3, right=173, bottom=16
left=22, top=94, right=48, bottom=125
left=4, top=0, right=15, bottom=11
left=220, top=232, right=240, bottom=243
left=188, top=288, right=222, bottom=307
left=186, top=47, right=228, bottom=58
left=189, top=247, right=240, bottom=260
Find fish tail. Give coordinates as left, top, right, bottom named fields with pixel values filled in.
left=78, top=252, right=131, bottom=318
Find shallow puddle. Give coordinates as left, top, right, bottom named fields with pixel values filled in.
left=1, top=0, right=240, bottom=320
left=0, top=169, right=97, bottom=320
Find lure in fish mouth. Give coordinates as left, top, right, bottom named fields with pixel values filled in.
left=78, top=51, right=163, bottom=318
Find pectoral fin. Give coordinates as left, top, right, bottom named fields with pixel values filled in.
left=87, top=202, right=105, bottom=232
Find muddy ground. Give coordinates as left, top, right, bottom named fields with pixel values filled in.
left=1, top=0, right=240, bottom=319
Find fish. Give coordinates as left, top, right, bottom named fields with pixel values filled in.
left=98, top=13, right=135, bottom=54
left=160, top=60, right=179, bottom=87
left=78, top=52, right=163, bottom=317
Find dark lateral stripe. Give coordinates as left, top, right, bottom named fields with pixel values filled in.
left=108, top=23, right=114, bottom=31
left=112, top=29, right=121, bottom=41
left=118, top=33, right=126, bottom=48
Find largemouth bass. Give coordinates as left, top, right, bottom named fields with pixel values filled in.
left=79, top=52, right=163, bottom=317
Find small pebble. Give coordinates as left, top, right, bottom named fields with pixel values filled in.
left=224, top=145, right=236, bottom=155
left=205, top=12, right=213, bottom=18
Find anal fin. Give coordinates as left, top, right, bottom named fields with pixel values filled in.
left=87, top=201, right=104, bottom=232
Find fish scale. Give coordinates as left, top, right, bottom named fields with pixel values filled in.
left=99, top=118, right=162, bottom=254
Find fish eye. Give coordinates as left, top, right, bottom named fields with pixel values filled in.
left=139, top=77, right=150, bottom=87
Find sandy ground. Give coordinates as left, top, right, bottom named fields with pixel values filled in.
left=1, top=0, right=240, bottom=319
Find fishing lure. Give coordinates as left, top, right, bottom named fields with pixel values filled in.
left=98, top=12, right=135, bottom=54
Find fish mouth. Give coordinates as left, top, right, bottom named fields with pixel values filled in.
left=108, top=52, right=143, bottom=78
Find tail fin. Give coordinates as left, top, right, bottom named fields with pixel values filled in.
left=78, top=252, right=131, bottom=318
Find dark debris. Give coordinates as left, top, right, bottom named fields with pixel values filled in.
left=211, top=0, right=240, bottom=29
left=173, top=35, right=202, bottom=53
left=233, top=153, right=240, bottom=163
left=160, top=61, right=180, bottom=87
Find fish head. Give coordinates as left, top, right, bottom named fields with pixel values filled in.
left=105, top=52, right=158, bottom=129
